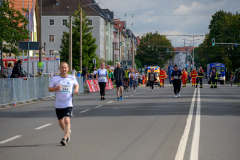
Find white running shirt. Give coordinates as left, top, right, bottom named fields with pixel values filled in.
left=93, top=71, right=98, bottom=75
left=49, top=75, right=78, bottom=108
left=132, top=73, right=139, bottom=81
left=97, top=69, right=108, bottom=82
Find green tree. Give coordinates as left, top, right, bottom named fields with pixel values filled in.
left=136, top=32, right=174, bottom=67
left=59, top=6, right=98, bottom=71
left=0, top=1, right=29, bottom=55
left=197, top=11, right=240, bottom=71
left=135, top=58, right=142, bottom=69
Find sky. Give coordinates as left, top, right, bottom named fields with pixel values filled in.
left=96, top=0, right=240, bottom=47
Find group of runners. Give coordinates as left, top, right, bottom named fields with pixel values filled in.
left=48, top=62, right=216, bottom=146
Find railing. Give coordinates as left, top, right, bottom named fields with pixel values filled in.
left=0, top=77, right=84, bottom=107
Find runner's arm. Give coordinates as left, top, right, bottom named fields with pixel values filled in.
left=73, top=84, right=79, bottom=94
left=49, top=86, right=61, bottom=92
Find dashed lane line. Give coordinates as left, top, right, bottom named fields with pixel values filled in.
left=35, top=123, right=52, bottom=130
left=80, top=109, right=90, bottom=113
left=95, top=105, right=103, bottom=108
left=107, top=101, right=114, bottom=104
left=0, top=135, right=22, bottom=144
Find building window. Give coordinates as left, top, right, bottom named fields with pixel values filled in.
left=49, top=50, right=54, bottom=55
left=88, top=19, right=92, bottom=25
left=62, top=19, right=67, bottom=26
left=49, top=19, right=54, bottom=25
left=49, top=35, right=54, bottom=42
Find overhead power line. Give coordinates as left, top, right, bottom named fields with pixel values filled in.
left=115, top=12, right=212, bottom=17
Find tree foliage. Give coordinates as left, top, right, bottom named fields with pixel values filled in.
left=135, top=32, right=174, bottom=67
left=59, top=6, right=98, bottom=71
left=0, top=1, right=29, bottom=55
left=196, top=11, right=240, bottom=71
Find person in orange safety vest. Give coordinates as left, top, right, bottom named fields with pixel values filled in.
left=190, top=68, right=198, bottom=87
left=182, top=68, right=188, bottom=87
left=159, top=68, right=167, bottom=88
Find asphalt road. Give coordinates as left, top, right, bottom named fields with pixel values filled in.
left=0, top=80, right=240, bottom=160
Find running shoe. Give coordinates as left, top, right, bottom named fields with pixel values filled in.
left=120, top=96, right=123, bottom=101
left=60, top=138, right=67, bottom=146
left=103, top=97, right=105, bottom=100
left=100, top=97, right=103, bottom=101
left=117, top=97, right=120, bottom=101
left=178, top=93, right=180, bottom=97
left=175, top=94, right=177, bottom=98
left=67, top=130, right=71, bottom=142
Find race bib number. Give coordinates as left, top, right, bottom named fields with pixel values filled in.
left=100, top=77, right=106, bottom=80
left=174, top=76, right=179, bottom=79
left=60, top=85, right=71, bottom=93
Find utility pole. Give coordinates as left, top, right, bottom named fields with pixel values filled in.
left=119, top=28, right=121, bottom=63
left=69, top=16, right=72, bottom=71
left=39, top=0, right=42, bottom=63
left=79, top=8, right=82, bottom=71
left=113, top=41, right=115, bottom=65
left=105, top=18, right=107, bottom=61
left=0, top=0, right=3, bottom=78
left=132, top=35, right=135, bottom=70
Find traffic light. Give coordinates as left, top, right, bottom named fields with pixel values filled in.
left=212, top=38, right=215, bottom=46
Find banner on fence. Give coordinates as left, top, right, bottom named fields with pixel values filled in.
left=92, top=79, right=100, bottom=92
left=87, top=80, right=95, bottom=93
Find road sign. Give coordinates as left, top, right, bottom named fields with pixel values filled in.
left=18, top=41, right=39, bottom=50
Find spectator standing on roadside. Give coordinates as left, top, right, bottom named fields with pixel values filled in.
left=81, top=66, right=88, bottom=86
left=230, top=75, right=233, bottom=86
left=93, top=68, right=98, bottom=79
left=4, top=63, right=13, bottom=78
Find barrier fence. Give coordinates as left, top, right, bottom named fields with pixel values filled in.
left=0, top=77, right=114, bottom=107
left=0, top=77, right=84, bottom=107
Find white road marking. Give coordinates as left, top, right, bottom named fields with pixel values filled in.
left=124, top=96, right=129, bottom=98
left=0, top=135, right=22, bottom=144
left=95, top=105, right=103, bottom=108
left=130, top=95, right=133, bottom=96
left=80, top=109, right=90, bottom=113
left=107, top=101, right=113, bottom=104
left=190, top=88, right=201, bottom=160
left=175, top=88, right=197, bottom=160
left=35, top=123, right=52, bottom=130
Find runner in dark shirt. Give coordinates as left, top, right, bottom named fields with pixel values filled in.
left=171, top=65, right=182, bottom=97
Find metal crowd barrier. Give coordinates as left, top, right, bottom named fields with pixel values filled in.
left=0, top=76, right=84, bottom=107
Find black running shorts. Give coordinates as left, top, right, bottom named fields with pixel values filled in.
left=55, top=107, right=73, bottom=120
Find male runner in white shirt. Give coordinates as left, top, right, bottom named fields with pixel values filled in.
left=49, top=62, right=79, bottom=146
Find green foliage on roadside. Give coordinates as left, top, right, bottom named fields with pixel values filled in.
left=135, top=31, right=174, bottom=67
left=197, top=11, right=240, bottom=71
left=0, top=1, right=30, bottom=56
left=59, top=5, right=98, bottom=71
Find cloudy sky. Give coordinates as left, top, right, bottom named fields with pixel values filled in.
left=96, top=0, right=240, bottom=47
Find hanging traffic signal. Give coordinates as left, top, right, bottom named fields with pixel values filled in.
left=212, top=38, right=215, bottom=46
